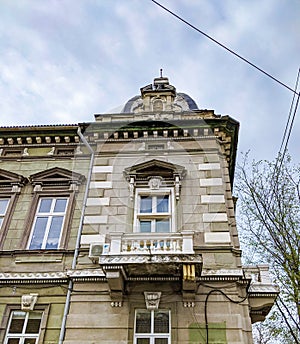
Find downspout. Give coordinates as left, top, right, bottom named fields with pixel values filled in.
left=58, top=126, right=94, bottom=344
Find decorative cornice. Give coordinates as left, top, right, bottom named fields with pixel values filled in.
left=0, top=271, right=68, bottom=284
left=99, top=254, right=202, bottom=265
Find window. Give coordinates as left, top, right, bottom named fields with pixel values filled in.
left=134, top=309, right=171, bottom=344
left=23, top=167, right=85, bottom=250
left=4, top=311, right=43, bottom=344
left=28, top=197, right=68, bottom=250
left=135, top=191, right=173, bottom=233
left=0, top=198, right=10, bottom=229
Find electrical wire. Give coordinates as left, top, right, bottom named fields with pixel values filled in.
left=151, top=0, right=300, bottom=97
left=204, top=288, right=248, bottom=344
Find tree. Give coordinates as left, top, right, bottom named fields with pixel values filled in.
left=236, top=153, right=300, bottom=343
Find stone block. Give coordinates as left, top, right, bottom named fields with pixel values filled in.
left=203, top=213, right=228, bottom=222
left=205, top=232, right=231, bottom=244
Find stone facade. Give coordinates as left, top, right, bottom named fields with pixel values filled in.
left=0, top=76, right=278, bottom=343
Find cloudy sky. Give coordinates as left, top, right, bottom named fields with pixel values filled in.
left=0, top=0, right=299, bottom=162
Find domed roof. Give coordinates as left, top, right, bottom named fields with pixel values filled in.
left=121, top=76, right=198, bottom=113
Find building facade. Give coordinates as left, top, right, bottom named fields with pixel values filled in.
left=0, top=76, right=278, bottom=343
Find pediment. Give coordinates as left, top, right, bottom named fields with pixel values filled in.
left=124, top=159, right=186, bottom=180
left=29, top=167, right=85, bottom=187
left=0, top=169, right=27, bottom=187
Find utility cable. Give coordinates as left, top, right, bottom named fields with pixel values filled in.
left=151, top=0, right=300, bottom=97
left=204, top=288, right=248, bottom=344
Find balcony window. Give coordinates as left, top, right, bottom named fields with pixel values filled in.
left=134, top=309, right=170, bottom=344
left=4, top=311, right=43, bottom=344
left=135, top=191, right=174, bottom=233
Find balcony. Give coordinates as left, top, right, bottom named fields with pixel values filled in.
left=108, top=230, right=194, bottom=255
left=243, top=265, right=279, bottom=323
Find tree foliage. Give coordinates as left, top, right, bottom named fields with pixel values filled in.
left=236, top=153, right=300, bottom=343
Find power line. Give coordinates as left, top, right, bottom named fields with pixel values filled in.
left=151, top=0, right=300, bottom=97
left=277, top=68, right=300, bottom=161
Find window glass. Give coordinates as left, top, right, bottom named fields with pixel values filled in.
left=157, top=196, right=169, bottom=213
left=25, top=312, right=42, bottom=333
left=154, top=311, right=169, bottom=333
left=54, top=198, right=68, bottom=212
left=137, top=339, right=150, bottom=344
left=0, top=198, right=9, bottom=229
left=9, top=311, right=26, bottom=333
left=46, top=216, right=63, bottom=249
left=140, top=221, right=151, bottom=233
left=29, top=217, right=48, bottom=249
left=38, top=199, right=52, bottom=213
left=155, top=339, right=168, bottom=344
left=140, top=196, right=152, bottom=213
left=0, top=199, right=9, bottom=214
left=7, top=339, right=19, bottom=344
left=155, top=220, right=169, bottom=233
left=136, top=311, right=151, bottom=333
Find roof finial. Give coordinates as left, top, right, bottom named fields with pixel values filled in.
left=160, top=68, right=163, bottom=78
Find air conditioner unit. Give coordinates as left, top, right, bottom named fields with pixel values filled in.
left=89, top=242, right=110, bottom=259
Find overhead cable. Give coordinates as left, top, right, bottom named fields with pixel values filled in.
left=151, top=0, right=300, bottom=97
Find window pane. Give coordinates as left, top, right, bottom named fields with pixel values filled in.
left=140, top=196, right=152, bottom=213
left=140, top=221, right=151, bottom=233
left=154, top=311, right=169, bottom=333
left=25, top=312, right=42, bottom=333
left=0, top=198, right=9, bottom=214
left=29, top=217, right=48, bottom=249
left=45, top=216, right=63, bottom=249
left=24, top=338, right=37, bottom=344
left=9, top=311, right=26, bottom=333
left=157, top=196, right=169, bottom=213
left=155, top=339, right=168, bottom=344
left=0, top=218, right=3, bottom=228
left=38, top=199, right=52, bottom=213
left=155, top=220, right=169, bottom=233
left=136, top=311, right=151, bottom=333
left=7, top=339, right=20, bottom=344
left=54, top=198, right=67, bottom=212
left=137, top=339, right=150, bottom=344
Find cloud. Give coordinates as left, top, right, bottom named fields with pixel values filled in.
left=0, top=0, right=299, bottom=161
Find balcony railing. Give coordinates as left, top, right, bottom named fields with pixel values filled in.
left=109, top=231, right=194, bottom=255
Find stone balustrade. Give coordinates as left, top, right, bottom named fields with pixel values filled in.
left=108, top=231, right=194, bottom=255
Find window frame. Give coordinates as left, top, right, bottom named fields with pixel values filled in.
left=134, top=188, right=175, bottom=233
left=4, top=310, right=43, bottom=344
left=0, top=305, right=49, bottom=344
left=27, top=196, right=70, bottom=250
left=23, top=190, right=75, bottom=250
left=134, top=309, right=171, bottom=344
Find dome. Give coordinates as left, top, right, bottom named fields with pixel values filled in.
left=121, top=76, right=198, bottom=113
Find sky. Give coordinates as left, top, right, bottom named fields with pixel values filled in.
left=0, top=0, right=299, bottom=163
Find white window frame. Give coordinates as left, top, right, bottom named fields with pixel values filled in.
left=134, top=309, right=171, bottom=344
left=27, top=196, right=69, bottom=250
left=0, top=198, right=10, bottom=230
left=4, top=310, right=43, bottom=344
left=133, top=188, right=175, bottom=233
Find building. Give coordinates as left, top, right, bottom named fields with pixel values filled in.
left=0, top=76, right=278, bottom=343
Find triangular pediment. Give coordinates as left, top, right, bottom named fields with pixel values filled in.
left=124, top=159, right=186, bottom=180
left=29, top=167, right=85, bottom=186
left=0, top=169, right=27, bottom=187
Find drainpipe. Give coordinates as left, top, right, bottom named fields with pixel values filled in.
left=58, top=126, right=94, bottom=344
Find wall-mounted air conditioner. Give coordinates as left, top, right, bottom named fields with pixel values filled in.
left=89, top=242, right=110, bottom=259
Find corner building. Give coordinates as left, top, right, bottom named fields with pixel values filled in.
left=0, top=76, right=278, bottom=343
